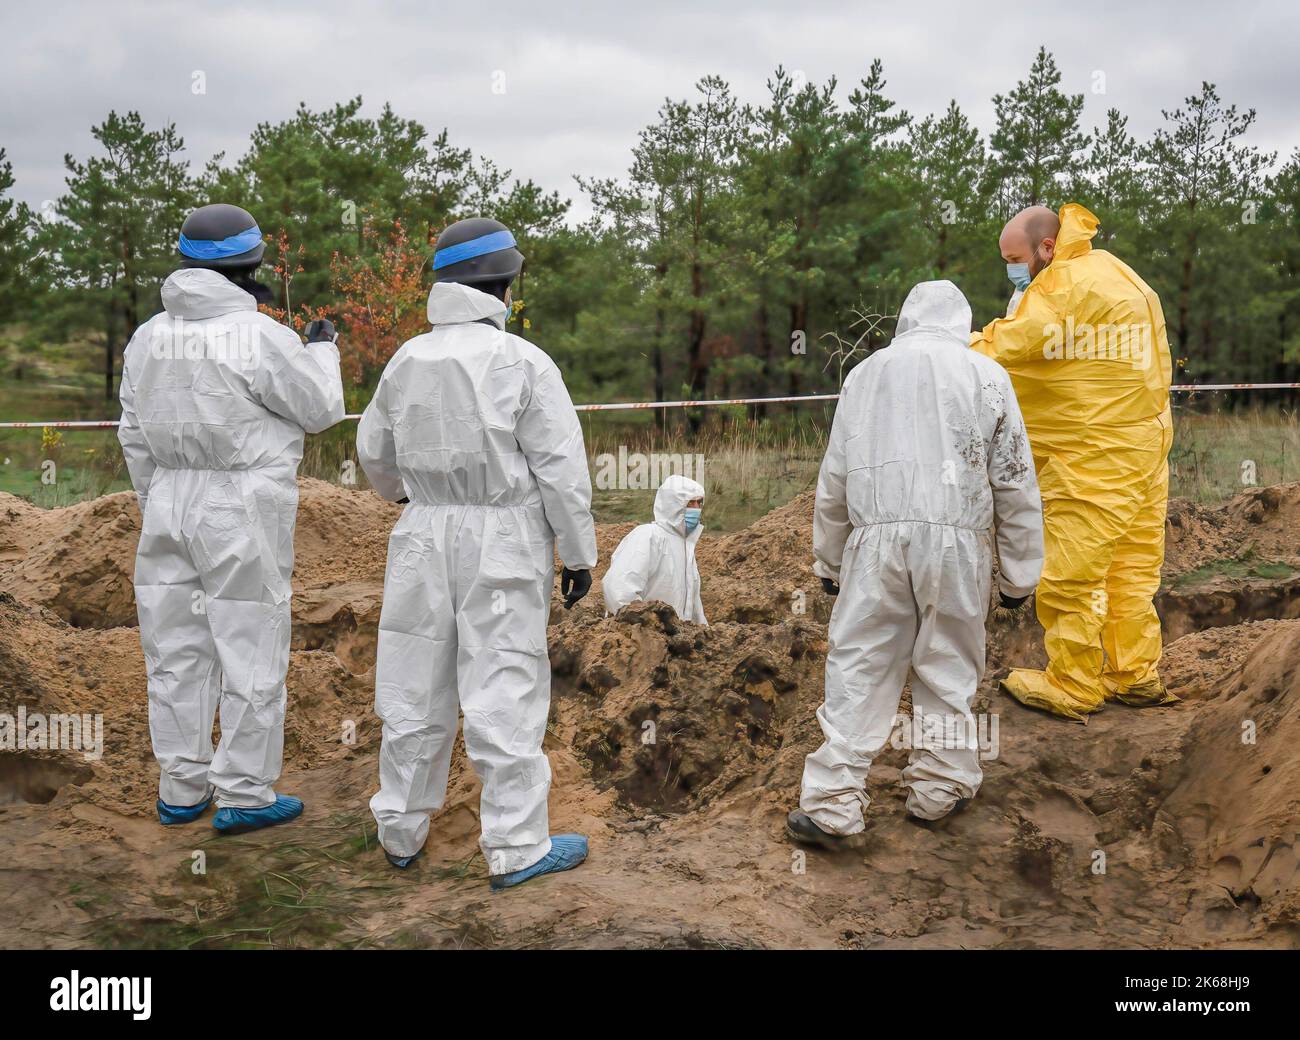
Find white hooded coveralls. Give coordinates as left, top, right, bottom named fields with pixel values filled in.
left=118, top=268, right=345, bottom=809
left=800, top=279, right=1042, bottom=828
left=358, top=282, right=597, bottom=874
left=602, top=475, right=707, bottom=625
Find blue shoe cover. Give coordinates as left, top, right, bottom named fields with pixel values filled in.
left=385, top=847, right=423, bottom=869
left=490, top=834, right=588, bottom=890
left=158, top=795, right=212, bottom=825
left=212, top=795, right=304, bottom=835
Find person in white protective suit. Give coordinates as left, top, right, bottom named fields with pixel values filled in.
left=786, top=279, right=1042, bottom=847
left=118, top=203, right=344, bottom=834
left=358, top=217, right=598, bottom=889
left=602, top=474, right=707, bottom=625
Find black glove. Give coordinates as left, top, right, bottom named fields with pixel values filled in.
left=999, top=591, right=1029, bottom=610
left=821, top=578, right=840, bottom=596
left=561, top=568, right=592, bottom=609
left=304, top=318, right=337, bottom=344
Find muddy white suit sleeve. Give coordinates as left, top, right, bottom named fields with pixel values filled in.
left=812, top=381, right=854, bottom=583
left=986, top=370, right=1044, bottom=599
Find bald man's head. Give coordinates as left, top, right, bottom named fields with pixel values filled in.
left=1000, top=206, right=1060, bottom=276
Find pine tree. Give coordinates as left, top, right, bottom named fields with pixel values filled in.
left=1079, top=108, right=1141, bottom=247
left=0, top=148, right=34, bottom=323
left=39, top=112, right=195, bottom=398
left=908, top=100, right=987, bottom=274
left=1141, top=82, right=1275, bottom=377
left=989, top=46, right=1090, bottom=211
left=203, top=98, right=479, bottom=308
left=1265, top=151, right=1300, bottom=376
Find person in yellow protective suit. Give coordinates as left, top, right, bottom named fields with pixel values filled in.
left=971, top=202, right=1177, bottom=721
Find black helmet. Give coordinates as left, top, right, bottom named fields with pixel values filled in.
left=178, top=203, right=266, bottom=270
left=432, top=217, right=524, bottom=287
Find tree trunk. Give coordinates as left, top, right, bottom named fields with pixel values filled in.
left=1175, top=226, right=1198, bottom=361
left=788, top=298, right=807, bottom=396
left=104, top=305, right=117, bottom=401
left=653, top=261, right=668, bottom=432
left=752, top=297, right=772, bottom=420
left=122, top=229, right=141, bottom=344
left=653, top=330, right=666, bottom=432
left=686, top=256, right=708, bottom=435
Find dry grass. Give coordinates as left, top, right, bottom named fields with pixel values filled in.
left=1169, top=405, right=1300, bottom=502
left=2, top=403, right=1296, bottom=514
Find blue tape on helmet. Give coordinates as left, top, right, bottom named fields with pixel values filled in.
left=432, top=229, right=517, bottom=270
left=178, top=225, right=264, bottom=260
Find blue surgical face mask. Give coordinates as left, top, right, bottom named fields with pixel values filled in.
left=683, top=507, right=702, bottom=533
left=1006, top=262, right=1031, bottom=292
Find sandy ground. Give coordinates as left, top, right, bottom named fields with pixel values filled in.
left=0, top=479, right=1298, bottom=948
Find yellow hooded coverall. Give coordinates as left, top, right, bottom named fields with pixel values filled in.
left=971, top=203, right=1177, bottom=721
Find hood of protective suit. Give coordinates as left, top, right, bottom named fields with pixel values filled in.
left=426, top=281, right=509, bottom=329
left=161, top=268, right=257, bottom=320
left=970, top=197, right=1171, bottom=435
left=654, top=474, right=705, bottom=535
left=1053, top=202, right=1098, bottom=262
left=894, top=280, right=972, bottom=344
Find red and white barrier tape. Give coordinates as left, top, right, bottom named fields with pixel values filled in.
left=0, top=385, right=1297, bottom=430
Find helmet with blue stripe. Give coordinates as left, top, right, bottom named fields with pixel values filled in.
left=431, top=217, right=524, bottom=290
left=177, top=203, right=266, bottom=270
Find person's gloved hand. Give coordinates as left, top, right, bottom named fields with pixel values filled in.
left=561, top=568, right=592, bottom=609
left=304, top=318, right=337, bottom=344
left=821, top=578, right=840, bottom=596
left=999, top=591, right=1030, bottom=610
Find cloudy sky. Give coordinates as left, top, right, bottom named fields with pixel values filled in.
left=2, top=0, right=1296, bottom=219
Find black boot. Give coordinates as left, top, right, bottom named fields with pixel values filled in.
left=785, top=810, right=859, bottom=850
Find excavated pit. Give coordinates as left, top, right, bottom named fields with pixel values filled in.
left=0, top=754, right=93, bottom=805
left=0, top=477, right=1296, bottom=948
left=1157, top=574, right=1300, bottom=640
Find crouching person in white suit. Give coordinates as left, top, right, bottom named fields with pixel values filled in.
left=602, top=474, right=707, bottom=625
left=787, top=280, right=1043, bottom=848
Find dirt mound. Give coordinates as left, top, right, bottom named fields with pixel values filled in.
left=2, top=477, right=1293, bottom=635
left=1221, top=483, right=1300, bottom=560
left=1159, top=483, right=1300, bottom=640
left=694, top=488, right=826, bottom=624
left=0, top=478, right=1298, bottom=949
left=549, top=602, right=823, bottom=811
left=1157, top=620, right=1286, bottom=700
left=1164, top=496, right=1241, bottom=575
left=0, top=492, right=139, bottom=628
left=1161, top=621, right=1300, bottom=943
left=290, top=478, right=402, bottom=588
left=0, top=591, right=152, bottom=815
left=1164, top=482, right=1300, bottom=577
left=0, top=479, right=401, bottom=633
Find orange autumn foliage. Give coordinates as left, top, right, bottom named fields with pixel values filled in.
left=259, top=228, right=331, bottom=333
left=332, top=220, right=431, bottom=385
